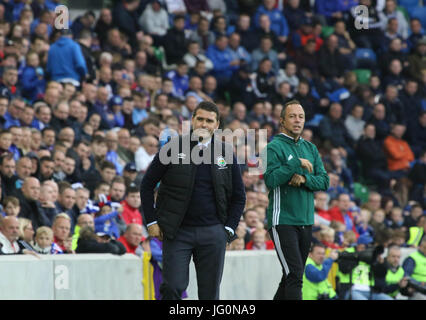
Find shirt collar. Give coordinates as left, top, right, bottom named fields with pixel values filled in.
left=197, top=138, right=212, bottom=148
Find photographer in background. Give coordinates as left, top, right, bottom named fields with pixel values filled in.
left=402, top=237, right=426, bottom=300
left=336, top=234, right=393, bottom=300
left=302, top=243, right=338, bottom=300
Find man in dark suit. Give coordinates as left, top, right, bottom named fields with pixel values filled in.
left=140, top=101, right=246, bottom=300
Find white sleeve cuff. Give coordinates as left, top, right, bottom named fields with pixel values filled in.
left=225, top=226, right=234, bottom=236
left=147, top=221, right=158, bottom=227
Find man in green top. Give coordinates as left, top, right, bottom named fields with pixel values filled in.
left=263, top=100, right=329, bottom=300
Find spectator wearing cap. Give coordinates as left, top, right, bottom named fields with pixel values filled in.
left=135, top=135, right=158, bottom=173
left=121, top=185, right=143, bottom=226
left=46, top=30, right=88, bottom=87
left=75, top=226, right=126, bottom=255
left=123, top=162, right=139, bottom=187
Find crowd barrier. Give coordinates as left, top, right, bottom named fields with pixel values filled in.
left=0, top=248, right=416, bottom=300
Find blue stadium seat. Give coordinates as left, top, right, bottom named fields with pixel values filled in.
left=411, top=6, right=426, bottom=29
left=398, top=0, right=420, bottom=10
left=355, top=48, right=377, bottom=61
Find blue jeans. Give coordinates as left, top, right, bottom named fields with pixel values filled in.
left=346, top=289, right=393, bottom=300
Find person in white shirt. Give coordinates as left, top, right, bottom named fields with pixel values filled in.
left=135, top=135, right=159, bottom=172
left=139, top=0, right=170, bottom=37
left=0, top=216, right=37, bottom=256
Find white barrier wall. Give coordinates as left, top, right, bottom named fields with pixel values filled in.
left=0, top=248, right=416, bottom=300
left=0, top=254, right=142, bottom=300
left=185, top=248, right=417, bottom=300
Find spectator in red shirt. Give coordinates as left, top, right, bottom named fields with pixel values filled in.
left=245, top=228, right=274, bottom=250
left=52, top=213, right=72, bottom=253
left=118, top=223, right=144, bottom=254
left=121, top=184, right=142, bottom=225
left=328, top=193, right=359, bottom=237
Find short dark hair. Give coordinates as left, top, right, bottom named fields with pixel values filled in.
left=192, top=101, right=219, bottom=121
left=280, top=99, right=302, bottom=118
left=100, top=160, right=116, bottom=171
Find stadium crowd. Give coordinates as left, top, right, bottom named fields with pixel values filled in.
left=0, top=0, right=424, bottom=299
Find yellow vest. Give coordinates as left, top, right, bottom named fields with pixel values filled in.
left=385, top=267, right=404, bottom=297
left=303, top=257, right=337, bottom=300
left=409, top=251, right=426, bottom=283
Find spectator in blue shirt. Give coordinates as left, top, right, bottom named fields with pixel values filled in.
left=206, top=35, right=240, bottom=87
left=165, top=61, right=189, bottom=100
left=19, top=51, right=46, bottom=103
left=254, top=0, right=290, bottom=46
left=46, top=29, right=88, bottom=87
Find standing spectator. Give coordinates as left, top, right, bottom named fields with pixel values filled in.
left=94, top=8, right=114, bottom=48
left=46, top=30, right=87, bottom=87
left=112, top=0, right=144, bottom=50
left=356, top=123, right=395, bottom=193
left=263, top=100, right=329, bottom=300
left=163, top=15, right=187, bottom=65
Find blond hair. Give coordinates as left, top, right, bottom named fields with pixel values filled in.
left=35, top=226, right=53, bottom=239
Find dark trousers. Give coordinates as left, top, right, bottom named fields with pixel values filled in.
left=160, top=224, right=228, bottom=300
left=269, top=224, right=312, bottom=300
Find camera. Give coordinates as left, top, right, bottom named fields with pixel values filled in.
left=406, top=278, right=426, bottom=295
left=337, top=245, right=384, bottom=265
left=317, top=293, right=330, bottom=300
